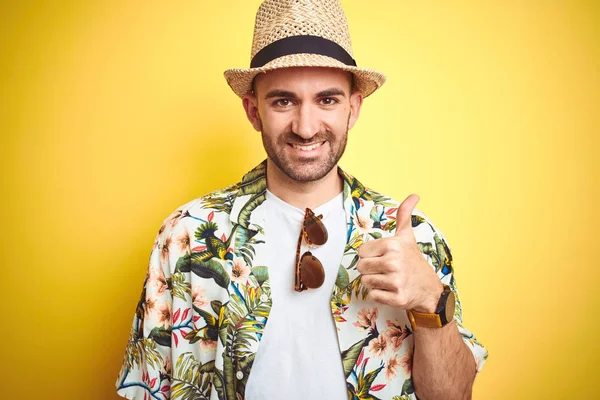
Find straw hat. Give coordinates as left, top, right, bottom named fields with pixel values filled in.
left=224, top=0, right=386, bottom=98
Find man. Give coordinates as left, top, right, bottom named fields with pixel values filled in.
left=116, top=1, right=487, bottom=399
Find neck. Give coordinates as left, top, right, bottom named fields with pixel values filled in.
left=265, top=159, right=343, bottom=210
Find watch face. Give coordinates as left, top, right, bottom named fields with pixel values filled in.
left=445, top=290, right=456, bottom=323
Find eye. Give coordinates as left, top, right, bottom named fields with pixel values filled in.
left=273, top=99, right=293, bottom=107
left=320, top=97, right=339, bottom=106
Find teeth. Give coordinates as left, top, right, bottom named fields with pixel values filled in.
left=292, top=142, right=323, bottom=151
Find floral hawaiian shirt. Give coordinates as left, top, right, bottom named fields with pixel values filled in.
left=116, top=160, right=488, bottom=400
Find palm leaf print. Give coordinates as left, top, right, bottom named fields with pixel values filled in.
left=250, top=266, right=269, bottom=286
left=235, top=161, right=268, bottom=229
left=193, top=258, right=230, bottom=289
left=232, top=224, right=263, bottom=266
left=199, top=185, right=237, bottom=214
left=238, top=192, right=266, bottom=228
left=237, top=164, right=267, bottom=196
left=216, top=280, right=271, bottom=400
left=346, top=275, right=369, bottom=301
left=401, top=378, right=414, bottom=396
left=171, top=270, right=191, bottom=301
left=171, top=352, right=215, bottom=400
left=176, top=252, right=230, bottom=289
left=341, top=338, right=368, bottom=378
left=418, top=241, right=443, bottom=271
left=336, top=264, right=350, bottom=289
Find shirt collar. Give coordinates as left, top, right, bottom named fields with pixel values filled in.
left=229, top=160, right=372, bottom=232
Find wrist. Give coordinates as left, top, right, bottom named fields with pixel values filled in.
left=414, top=281, right=444, bottom=313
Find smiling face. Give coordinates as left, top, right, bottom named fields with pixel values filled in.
left=243, top=67, right=363, bottom=182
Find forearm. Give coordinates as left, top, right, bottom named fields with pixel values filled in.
left=412, top=320, right=477, bottom=400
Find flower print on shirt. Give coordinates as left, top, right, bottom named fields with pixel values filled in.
left=164, top=209, right=185, bottom=231
left=384, top=320, right=411, bottom=352
left=144, top=294, right=158, bottom=320
left=163, top=355, right=172, bottom=376
left=230, top=256, right=251, bottom=285
left=172, top=228, right=191, bottom=254
left=351, top=203, right=374, bottom=236
left=400, top=346, right=413, bottom=376
left=384, top=354, right=402, bottom=381
left=155, top=301, right=172, bottom=329
left=148, top=265, right=168, bottom=296
left=368, top=334, right=388, bottom=358
left=159, top=235, right=172, bottom=265
left=199, top=337, right=218, bottom=353
left=191, top=285, right=207, bottom=309
left=353, top=307, right=378, bottom=330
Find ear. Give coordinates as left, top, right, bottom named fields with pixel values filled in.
left=242, top=93, right=262, bottom=132
left=347, top=90, right=363, bottom=130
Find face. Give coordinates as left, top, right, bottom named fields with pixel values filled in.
left=243, top=67, right=363, bottom=182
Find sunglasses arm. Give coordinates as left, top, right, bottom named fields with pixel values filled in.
left=294, top=229, right=307, bottom=292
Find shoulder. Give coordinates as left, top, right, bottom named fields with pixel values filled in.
left=154, top=182, right=241, bottom=241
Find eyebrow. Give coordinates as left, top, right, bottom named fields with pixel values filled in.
left=317, top=88, right=346, bottom=98
left=264, top=87, right=347, bottom=99
left=264, top=89, right=296, bottom=99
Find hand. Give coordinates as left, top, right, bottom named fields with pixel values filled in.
left=357, top=194, right=443, bottom=313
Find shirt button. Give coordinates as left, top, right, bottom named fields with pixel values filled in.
left=260, top=294, right=268, bottom=302
left=236, top=371, right=244, bottom=380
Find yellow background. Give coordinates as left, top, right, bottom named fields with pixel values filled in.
left=2, top=0, right=598, bottom=398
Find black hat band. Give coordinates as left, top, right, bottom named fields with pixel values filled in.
left=250, top=35, right=357, bottom=68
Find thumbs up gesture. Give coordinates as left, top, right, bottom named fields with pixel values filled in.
left=357, top=194, right=443, bottom=313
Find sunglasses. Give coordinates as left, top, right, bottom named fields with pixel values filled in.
left=294, top=208, right=328, bottom=292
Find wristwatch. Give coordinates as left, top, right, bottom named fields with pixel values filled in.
left=407, top=284, right=455, bottom=331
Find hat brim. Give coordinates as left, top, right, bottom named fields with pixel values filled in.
left=224, top=53, right=386, bottom=98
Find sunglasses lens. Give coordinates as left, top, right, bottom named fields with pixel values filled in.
left=300, top=251, right=325, bottom=289
left=304, top=213, right=328, bottom=245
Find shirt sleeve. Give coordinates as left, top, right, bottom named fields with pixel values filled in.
left=115, top=210, right=182, bottom=398
left=419, top=212, right=489, bottom=374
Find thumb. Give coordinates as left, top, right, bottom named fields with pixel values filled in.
left=395, top=194, right=420, bottom=236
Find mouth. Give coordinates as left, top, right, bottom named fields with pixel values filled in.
left=289, top=141, right=326, bottom=152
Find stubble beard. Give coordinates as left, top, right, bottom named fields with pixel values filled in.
left=260, top=115, right=350, bottom=183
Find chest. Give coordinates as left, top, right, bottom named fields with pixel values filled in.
left=213, top=207, right=416, bottom=399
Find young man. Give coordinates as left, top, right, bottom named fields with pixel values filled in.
left=116, top=1, right=487, bottom=399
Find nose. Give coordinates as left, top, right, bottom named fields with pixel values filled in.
left=291, top=103, right=319, bottom=140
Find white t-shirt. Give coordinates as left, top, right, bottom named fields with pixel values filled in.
left=245, top=189, right=348, bottom=399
